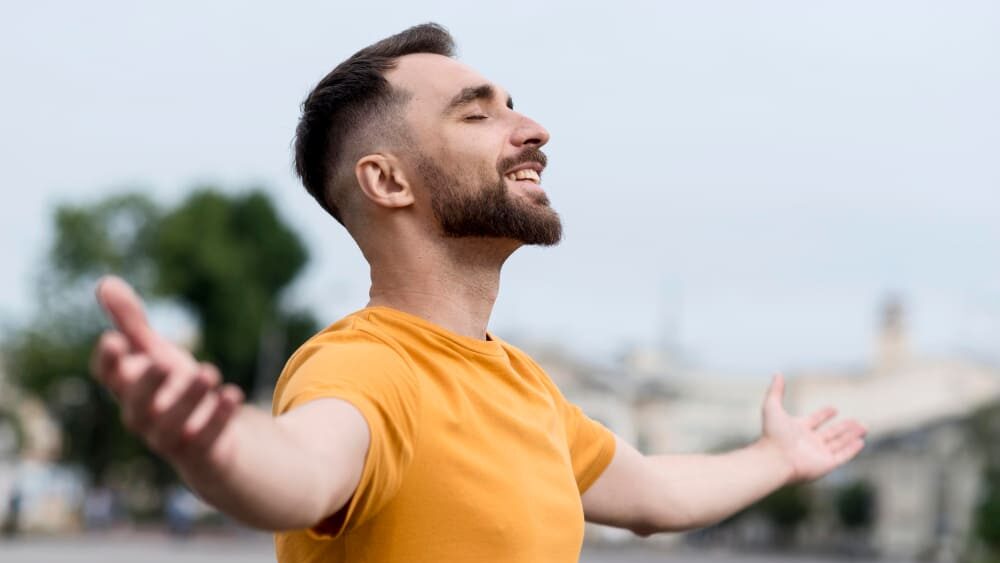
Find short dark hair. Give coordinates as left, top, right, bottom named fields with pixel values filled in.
left=293, top=23, right=456, bottom=225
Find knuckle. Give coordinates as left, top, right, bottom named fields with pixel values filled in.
left=98, top=330, right=118, bottom=347
left=180, top=427, right=202, bottom=449
left=199, top=364, right=221, bottom=386
left=189, top=373, right=210, bottom=392
left=147, top=363, right=169, bottom=381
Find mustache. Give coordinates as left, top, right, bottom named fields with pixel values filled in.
left=497, top=148, right=547, bottom=175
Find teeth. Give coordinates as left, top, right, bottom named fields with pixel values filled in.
left=505, top=168, right=541, bottom=183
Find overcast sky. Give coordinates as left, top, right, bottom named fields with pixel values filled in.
left=2, top=1, right=999, bottom=373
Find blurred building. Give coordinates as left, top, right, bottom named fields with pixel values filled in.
left=0, top=355, right=83, bottom=534
left=787, top=299, right=1000, bottom=561
left=528, top=298, right=1000, bottom=561
left=0, top=356, right=17, bottom=530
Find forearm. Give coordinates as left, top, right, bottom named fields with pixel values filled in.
left=641, top=439, right=793, bottom=532
left=585, top=376, right=866, bottom=536
left=171, top=405, right=347, bottom=531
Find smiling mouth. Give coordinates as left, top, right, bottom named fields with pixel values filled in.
left=504, top=169, right=541, bottom=184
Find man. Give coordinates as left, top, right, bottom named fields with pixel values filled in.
left=91, top=23, right=867, bottom=562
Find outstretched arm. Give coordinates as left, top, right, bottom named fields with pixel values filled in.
left=91, top=276, right=368, bottom=530
left=581, top=375, right=867, bottom=535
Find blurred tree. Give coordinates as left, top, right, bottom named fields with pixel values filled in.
left=151, top=189, right=311, bottom=396
left=970, top=402, right=1000, bottom=559
left=2, top=188, right=319, bottom=494
left=757, top=483, right=812, bottom=545
left=834, top=480, right=876, bottom=530
left=4, top=194, right=161, bottom=483
left=49, top=193, right=160, bottom=292
left=976, top=469, right=1000, bottom=550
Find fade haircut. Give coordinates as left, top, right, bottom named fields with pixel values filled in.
left=293, top=23, right=456, bottom=225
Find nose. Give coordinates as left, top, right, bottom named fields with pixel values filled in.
left=511, top=114, right=550, bottom=148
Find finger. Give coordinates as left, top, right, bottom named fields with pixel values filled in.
left=821, top=419, right=867, bottom=443
left=819, top=419, right=854, bottom=442
left=95, top=276, right=161, bottom=354
left=220, top=383, right=245, bottom=406
left=826, top=422, right=867, bottom=452
left=147, top=359, right=212, bottom=411
left=91, top=331, right=128, bottom=384
left=101, top=353, right=153, bottom=399
left=806, top=406, right=837, bottom=430
left=765, top=373, right=786, bottom=409
left=833, top=439, right=865, bottom=465
left=153, top=363, right=221, bottom=423
left=186, top=384, right=244, bottom=452
left=121, top=364, right=169, bottom=433
left=148, top=365, right=219, bottom=454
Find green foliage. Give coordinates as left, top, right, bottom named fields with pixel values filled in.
left=969, top=402, right=1000, bottom=555
left=50, top=193, right=160, bottom=286
left=834, top=480, right=876, bottom=530
left=151, top=189, right=309, bottom=395
left=758, top=483, right=812, bottom=530
left=4, top=194, right=162, bottom=480
left=3, top=187, right=319, bottom=491
left=970, top=402, right=1000, bottom=467
left=977, top=470, right=1000, bottom=549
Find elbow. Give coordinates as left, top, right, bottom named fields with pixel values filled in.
left=623, top=512, right=664, bottom=537
left=629, top=522, right=659, bottom=537
left=630, top=521, right=688, bottom=537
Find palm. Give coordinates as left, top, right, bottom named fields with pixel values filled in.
left=761, top=375, right=867, bottom=483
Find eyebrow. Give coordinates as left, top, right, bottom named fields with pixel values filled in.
left=443, top=84, right=514, bottom=115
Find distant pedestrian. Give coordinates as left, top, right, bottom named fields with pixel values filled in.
left=83, top=485, right=116, bottom=530
left=2, top=486, right=21, bottom=537
left=165, top=485, right=198, bottom=536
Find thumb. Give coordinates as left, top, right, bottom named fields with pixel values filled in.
left=765, top=373, right=786, bottom=411
left=95, top=276, right=161, bottom=353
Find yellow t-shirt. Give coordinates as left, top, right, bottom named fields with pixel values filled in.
left=271, top=306, right=617, bottom=563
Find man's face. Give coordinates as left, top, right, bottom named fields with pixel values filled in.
left=388, top=54, right=561, bottom=246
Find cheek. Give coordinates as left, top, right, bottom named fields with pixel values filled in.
left=439, top=149, right=502, bottom=186
left=442, top=124, right=507, bottom=169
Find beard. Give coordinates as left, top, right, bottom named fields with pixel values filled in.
left=418, top=149, right=562, bottom=246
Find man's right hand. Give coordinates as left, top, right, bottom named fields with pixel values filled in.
left=90, top=276, right=369, bottom=531
left=90, top=276, right=245, bottom=465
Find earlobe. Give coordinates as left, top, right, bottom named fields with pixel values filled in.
left=355, top=155, right=414, bottom=209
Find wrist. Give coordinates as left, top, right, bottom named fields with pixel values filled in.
left=752, top=436, right=796, bottom=486
left=170, top=409, right=243, bottom=488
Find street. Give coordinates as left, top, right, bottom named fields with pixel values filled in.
left=0, top=534, right=907, bottom=563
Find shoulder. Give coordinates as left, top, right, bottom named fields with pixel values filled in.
left=496, top=339, right=565, bottom=393
left=272, top=311, right=419, bottom=415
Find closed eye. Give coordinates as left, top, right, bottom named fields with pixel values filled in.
left=464, top=114, right=489, bottom=121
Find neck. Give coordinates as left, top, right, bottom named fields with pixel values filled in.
left=366, top=238, right=518, bottom=340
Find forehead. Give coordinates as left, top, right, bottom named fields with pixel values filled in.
left=388, top=53, right=501, bottom=110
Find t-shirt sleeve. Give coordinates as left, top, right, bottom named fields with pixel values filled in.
left=273, top=328, right=420, bottom=539
left=515, top=350, right=617, bottom=494
left=557, top=397, right=617, bottom=494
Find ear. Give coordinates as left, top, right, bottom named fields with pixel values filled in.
left=355, top=154, right=414, bottom=210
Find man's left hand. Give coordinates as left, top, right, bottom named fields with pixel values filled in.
left=758, top=374, right=867, bottom=484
